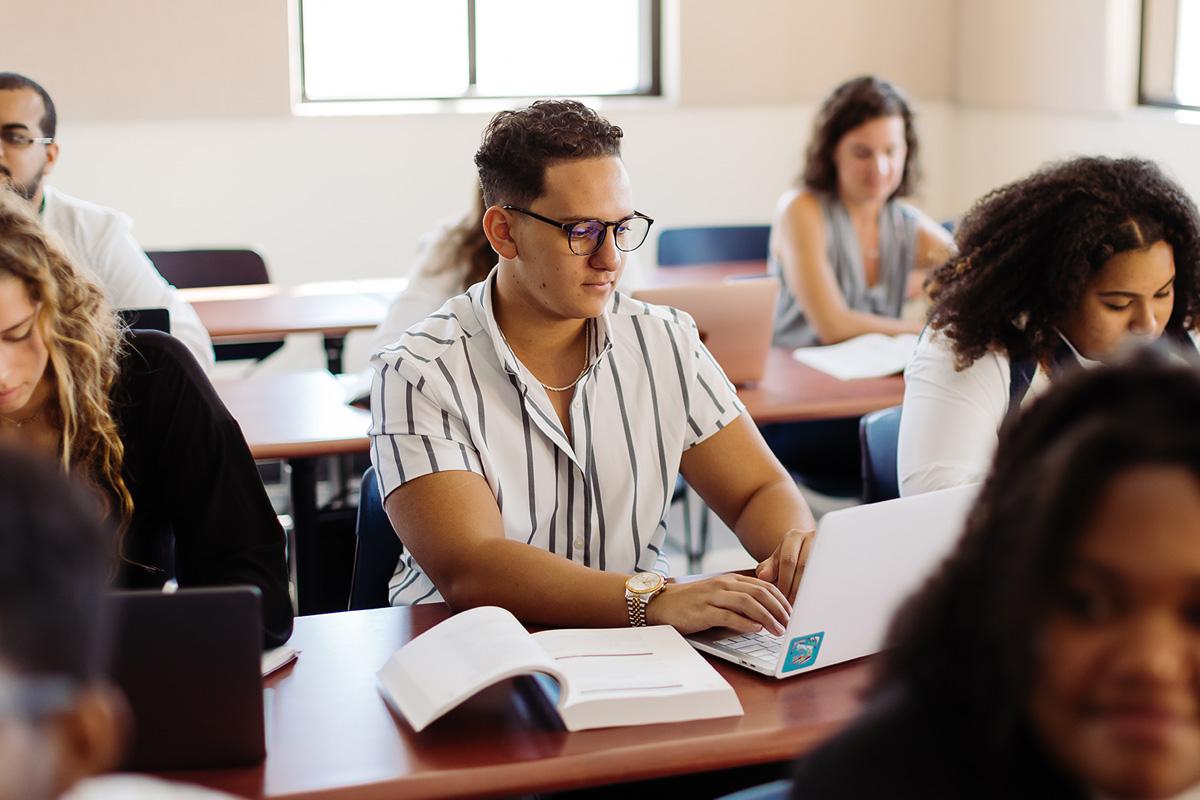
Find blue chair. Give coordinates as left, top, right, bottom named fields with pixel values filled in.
left=859, top=405, right=902, bottom=503
left=657, top=225, right=771, bottom=266
left=349, top=466, right=404, bottom=610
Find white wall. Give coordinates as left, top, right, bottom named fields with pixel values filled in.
left=946, top=0, right=1200, bottom=218
left=48, top=100, right=956, bottom=288
left=18, top=0, right=958, bottom=288
left=12, top=0, right=1200, bottom=374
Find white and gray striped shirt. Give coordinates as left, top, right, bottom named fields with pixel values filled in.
left=368, top=273, right=745, bottom=605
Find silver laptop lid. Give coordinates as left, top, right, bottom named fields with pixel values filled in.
left=776, top=484, right=979, bottom=677
left=631, top=277, right=779, bottom=386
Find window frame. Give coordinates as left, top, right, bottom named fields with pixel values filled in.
left=1139, top=0, right=1199, bottom=110
left=295, top=0, right=662, bottom=106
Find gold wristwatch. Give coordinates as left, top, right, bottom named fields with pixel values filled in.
left=624, top=572, right=666, bottom=627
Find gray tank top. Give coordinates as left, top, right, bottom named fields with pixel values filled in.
left=770, top=193, right=919, bottom=348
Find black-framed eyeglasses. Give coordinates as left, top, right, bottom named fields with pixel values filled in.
left=503, top=205, right=654, bottom=256
left=0, top=130, right=54, bottom=149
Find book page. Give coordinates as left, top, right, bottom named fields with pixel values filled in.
left=377, top=606, right=562, bottom=732
left=791, top=333, right=918, bottom=380
left=532, top=626, right=742, bottom=730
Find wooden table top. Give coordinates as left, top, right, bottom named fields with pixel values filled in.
left=739, top=349, right=905, bottom=424
left=189, top=291, right=393, bottom=342
left=213, top=370, right=371, bottom=460
left=164, top=605, right=871, bottom=799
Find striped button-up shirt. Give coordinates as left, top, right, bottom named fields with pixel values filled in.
left=369, top=273, right=745, bottom=605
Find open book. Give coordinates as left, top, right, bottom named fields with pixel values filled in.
left=377, top=606, right=743, bottom=732
left=792, top=333, right=919, bottom=380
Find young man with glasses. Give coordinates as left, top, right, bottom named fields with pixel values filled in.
left=0, top=73, right=213, bottom=372
left=370, top=100, right=816, bottom=635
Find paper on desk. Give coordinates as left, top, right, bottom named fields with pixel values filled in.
left=792, top=333, right=919, bottom=380
left=262, top=646, right=299, bottom=677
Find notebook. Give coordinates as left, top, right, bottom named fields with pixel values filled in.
left=791, top=332, right=919, bottom=380
left=106, top=586, right=267, bottom=770
left=686, top=484, right=979, bottom=678
left=632, top=276, right=780, bottom=386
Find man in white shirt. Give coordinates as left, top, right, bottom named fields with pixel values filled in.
left=371, top=100, right=816, bottom=635
left=0, top=73, right=213, bottom=371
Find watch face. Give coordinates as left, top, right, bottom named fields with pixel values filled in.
left=628, top=572, right=664, bottom=594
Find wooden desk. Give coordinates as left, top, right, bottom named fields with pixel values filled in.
left=214, top=371, right=371, bottom=461
left=167, top=605, right=870, bottom=799
left=184, top=280, right=403, bottom=372
left=739, top=349, right=905, bottom=424
left=214, top=371, right=371, bottom=615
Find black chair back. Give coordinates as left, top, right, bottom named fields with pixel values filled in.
left=145, top=249, right=270, bottom=289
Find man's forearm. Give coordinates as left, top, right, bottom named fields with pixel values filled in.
left=436, top=538, right=632, bottom=627
left=731, top=477, right=816, bottom=561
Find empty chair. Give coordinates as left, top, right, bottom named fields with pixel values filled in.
left=349, top=466, right=404, bottom=610
left=657, top=225, right=771, bottom=267
left=859, top=405, right=902, bottom=503
left=146, top=248, right=270, bottom=289
left=146, top=249, right=282, bottom=362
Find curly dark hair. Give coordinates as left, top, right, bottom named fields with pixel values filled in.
left=876, top=345, right=1200, bottom=768
left=928, top=156, right=1200, bottom=368
left=801, top=75, right=919, bottom=198
left=474, top=99, right=624, bottom=208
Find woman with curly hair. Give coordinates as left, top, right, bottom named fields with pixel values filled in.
left=898, top=156, right=1200, bottom=496
left=764, top=76, right=953, bottom=485
left=0, top=188, right=291, bottom=647
left=789, top=348, right=1200, bottom=799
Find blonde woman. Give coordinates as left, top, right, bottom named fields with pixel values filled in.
left=0, top=189, right=291, bottom=647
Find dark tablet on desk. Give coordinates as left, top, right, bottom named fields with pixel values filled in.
left=106, top=586, right=266, bottom=771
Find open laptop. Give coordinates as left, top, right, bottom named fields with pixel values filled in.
left=106, top=586, right=266, bottom=770
left=632, top=276, right=779, bottom=386
left=687, top=484, right=979, bottom=678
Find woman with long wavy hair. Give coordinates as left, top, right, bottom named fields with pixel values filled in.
left=0, top=188, right=291, bottom=647
left=763, top=75, right=954, bottom=489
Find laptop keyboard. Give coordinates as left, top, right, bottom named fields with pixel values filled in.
left=715, top=631, right=785, bottom=666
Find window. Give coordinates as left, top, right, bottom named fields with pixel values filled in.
left=1140, top=0, right=1200, bottom=109
left=298, top=0, right=661, bottom=104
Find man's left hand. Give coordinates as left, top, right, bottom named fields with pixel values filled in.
left=755, top=528, right=816, bottom=603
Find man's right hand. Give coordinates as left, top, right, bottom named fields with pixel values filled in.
left=643, top=574, right=791, bottom=635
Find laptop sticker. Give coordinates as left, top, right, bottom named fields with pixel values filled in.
left=780, top=631, right=825, bottom=674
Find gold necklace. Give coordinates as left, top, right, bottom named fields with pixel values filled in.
left=0, top=410, right=40, bottom=428
left=499, top=326, right=590, bottom=393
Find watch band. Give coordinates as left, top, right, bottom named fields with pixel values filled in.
left=626, top=593, right=649, bottom=627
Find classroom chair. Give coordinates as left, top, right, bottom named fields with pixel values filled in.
left=349, top=466, right=404, bottom=610
left=146, top=248, right=284, bottom=362
left=859, top=405, right=903, bottom=503
left=657, top=225, right=771, bottom=267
